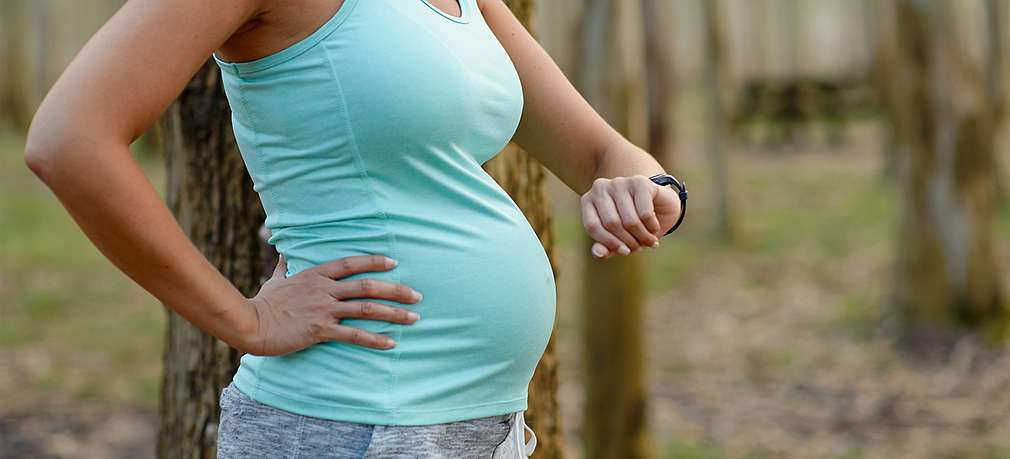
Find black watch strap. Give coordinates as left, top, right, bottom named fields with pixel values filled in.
left=648, top=173, right=688, bottom=235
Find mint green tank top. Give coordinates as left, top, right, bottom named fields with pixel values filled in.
left=212, top=0, right=556, bottom=425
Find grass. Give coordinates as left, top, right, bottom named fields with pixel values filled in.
left=4, top=122, right=1010, bottom=456
left=0, top=128, right=166, bottom=409
left=547, top=122, right=1010, bottom=458
left=663, top=439, right=729, bottom=459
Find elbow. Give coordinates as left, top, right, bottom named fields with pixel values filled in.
left=24, top=121, right=92, bottom=183
left=23, top=130, right=79, bottom=184
left=23, top=138, right=57, bottom=182
left=23, top=103, right=86, bottom=181
left=24, top=131, right=80, bottom=184
left=23, top=111, right=61, bottom=180
left=26, top=128, right=130, bottom=186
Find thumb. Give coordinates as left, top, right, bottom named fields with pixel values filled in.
left=272, top=253, right=287, bottom=278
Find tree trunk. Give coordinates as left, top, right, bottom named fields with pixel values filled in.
left=483, top=2, right=564, bottom=458
left=157, top=61, right=270, bottom=459
left=984, top=0, right=1008, bottom=199
left=0, top=0, right=32, bottom=130
left=702, top=0, right=735, bottom=243
left=640, top=0, right=673, bottom=166
left=985, top=0, right=1005, bottom=120
left=873, top=0, right=901, bottom=179
left=889, top=0, right=1005, bottom=338
left=157, top=2, right=561, bottom=457
left=575, top=1, right=650, bottom=458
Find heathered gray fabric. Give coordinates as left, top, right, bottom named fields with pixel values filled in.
left=216, top=382, right=528, bottom=458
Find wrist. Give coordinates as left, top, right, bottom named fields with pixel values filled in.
left=648, top=173, right=688, bottom=235
left=204, top=291, right=260, bottom=352
left=588, top=137, right=665, bottom=191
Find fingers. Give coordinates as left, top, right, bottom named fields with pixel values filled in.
left=591, top=241, right=614, bottom=260
left=311, top=255, right=397, bottom=279
left=334, top=301, right=420, bottom=324
left=318, top=300, right=422, bottom=350
left=582, top=176, right=665, bottom=258
left=582, top=198, right=626, bottom=259
left=331, top=278, right=423, bottom=304
left=631, top=178, right=662, bottom=239
left=594, top=194, right=640, bottom=251
left=582, top=193, right=630, bottom=256
left=612, top=178, right=659, bottom=248
left=318, top=324, right=398, bottom=350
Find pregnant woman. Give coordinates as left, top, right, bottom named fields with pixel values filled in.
left=24, top=0, right=685, bottom=457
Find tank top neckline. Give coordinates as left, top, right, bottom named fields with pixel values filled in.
left=212, top=0, right=361, bottom=76
left=212, top=0, right=473, bottom=76
left=419, top=0, right=471, bottom=24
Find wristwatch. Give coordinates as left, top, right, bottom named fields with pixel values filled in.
left=648, top=173, right=688, bottom=235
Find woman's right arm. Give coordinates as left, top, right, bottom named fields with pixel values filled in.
left=23, top=0, right=420, bottom=356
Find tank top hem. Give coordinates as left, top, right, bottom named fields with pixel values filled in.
left=232, top=370, right=529, bottom=426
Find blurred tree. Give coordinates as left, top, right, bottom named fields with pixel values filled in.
left=1, top=0, right=126, bottom=132
left=985, top=0, right=1006, bottom=120
left=483, top=1, right=565, bottom=457
left=0, top=0, right=32, bottom=130
left=984, top=0, right=1008, bottom=199
left=576, top=1, right=650, bottom=458
left=156, top=2, right=562, bottom=457
left=873, top=0, right=900, bottom=179
left=702, top=0, right=736, bottom=243
left=640, top=0, right=673, bottom=165
left=888, top=0, right=1005, bottom=338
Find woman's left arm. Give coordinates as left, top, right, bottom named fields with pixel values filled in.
left=479, top=0, right=682, bottom=260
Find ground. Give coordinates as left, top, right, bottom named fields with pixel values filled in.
left=2, top=122, right=1009, bottom=458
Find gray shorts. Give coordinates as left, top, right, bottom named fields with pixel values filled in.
left=216, top=382, right=536, bottom=458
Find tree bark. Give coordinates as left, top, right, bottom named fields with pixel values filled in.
left=702, top=0, right=735, bottom=243
left=483, top=2, right=565, bottom=458
left=575, top=1, right=650, bottom=458
left=889, top=0, right=1005, bottom=337
left=873, top=0, right=901, bottom=179
left=158, top=2, right=561, bottom=457
left=984, top=0, right=1008, bottom=199
left=640, top=0, right=673, bottom=166
left=157, top=61, right=270, bottom=459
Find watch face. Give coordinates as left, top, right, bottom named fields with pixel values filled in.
left=649, top=174, right=681, bottom=190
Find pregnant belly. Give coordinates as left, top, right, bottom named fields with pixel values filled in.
left=386, top=214, right=557, bottom=406
left=250, top=206, right=556, bottom=413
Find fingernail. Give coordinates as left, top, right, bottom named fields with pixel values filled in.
left=385, top=338, right=396, bottom=348
left=592, top=245, right=607, bottom=258
left=412, top=291, right=422, bottom=302
left=385, top=257, right=397, bottom=268
left=652, top=241, right=660, bottom=249
left=407, top=311, right=420, bottom=322
left=618, top=245, right=630, bottom=255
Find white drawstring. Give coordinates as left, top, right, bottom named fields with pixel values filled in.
left=513, top=411, right=536, bottom=457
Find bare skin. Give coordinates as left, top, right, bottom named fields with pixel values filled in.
left=23, top=0, right=681, bottom=357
